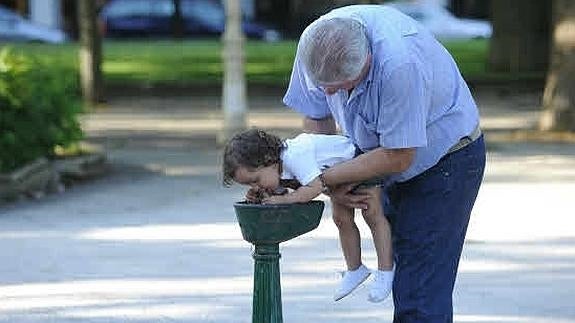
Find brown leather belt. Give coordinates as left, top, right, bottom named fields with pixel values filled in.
left=447, top=124, right=482, bottom=154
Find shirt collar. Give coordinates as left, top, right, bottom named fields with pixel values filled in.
left=349, top=58, right=374, bottom=99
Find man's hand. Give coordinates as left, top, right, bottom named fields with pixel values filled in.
left=329, top=183, right=371, bottom=209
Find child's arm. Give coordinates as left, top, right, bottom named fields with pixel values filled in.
left=263, top=177, right=322, bottom=204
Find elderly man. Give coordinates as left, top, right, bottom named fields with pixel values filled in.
left=283, top=4, right=486, bottom=323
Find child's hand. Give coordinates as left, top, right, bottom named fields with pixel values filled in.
left=245, top=187, right=271, bottom=204
left=245, top=187, right=260, bottom=203
left=262, top=195, right=289, bottom=205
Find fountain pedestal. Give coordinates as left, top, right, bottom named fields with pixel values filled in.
left=234, top=200, right=324, bottom=323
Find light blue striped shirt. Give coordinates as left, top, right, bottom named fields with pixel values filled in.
left=283, top=5, right=480, bottom=183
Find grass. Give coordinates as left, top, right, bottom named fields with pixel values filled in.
left=5, top=38, right=542, bottom=87
left=443, top=39, right=488, bottom=77
left=442, top=40, right=545, bottom=82
left=7, top=40, right=296, bottom=86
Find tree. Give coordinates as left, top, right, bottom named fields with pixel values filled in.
left=219, top=0, right=247, bottom=144
left=171, top=0, right=184, bottom=39
left=77, top=0, right=103, bottom=105
left=539, top=0, right=575, bottom=131
left=489, top=0, right=551, bottom=73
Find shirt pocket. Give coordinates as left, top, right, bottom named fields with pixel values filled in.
left=351, top=114, right=380, bottom=151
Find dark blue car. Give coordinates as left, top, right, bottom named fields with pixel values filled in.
left=100, top=0, right=281, bottom=41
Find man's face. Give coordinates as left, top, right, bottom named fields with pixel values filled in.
left=321, top=79, right=358, bottom=95
left=319, top=53, right=371, bottom=96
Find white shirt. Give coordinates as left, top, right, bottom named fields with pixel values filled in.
left=281, top=133, right=356, bottom=185
left=283, top=5, right=480, bottom=183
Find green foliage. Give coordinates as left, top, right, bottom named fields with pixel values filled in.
left=9, top=39, right=510, bottom=87
left=10, top=40, right=299, bottom=86
left=99, top=40, right=298, bottom=85
left=0, top=48, right=83, bottom=173
left=443, top=39, right=489, bottom=76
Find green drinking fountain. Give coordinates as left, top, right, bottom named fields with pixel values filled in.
left=234, top=200, right=325, bottom=323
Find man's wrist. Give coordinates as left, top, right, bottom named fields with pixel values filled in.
left=319, top=172, right=330, bottom=194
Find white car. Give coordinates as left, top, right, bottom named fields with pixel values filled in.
left=385, top=1, right=492, bottom=40
left=0, top=5, right=66, bottom=43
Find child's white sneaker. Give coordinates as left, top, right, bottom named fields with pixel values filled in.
left=334, top=264, right=371, bottom=301
left=367, top=268, right=394, bottom=303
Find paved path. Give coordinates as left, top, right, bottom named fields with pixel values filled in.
left=1, top=88, right=574, bottom=322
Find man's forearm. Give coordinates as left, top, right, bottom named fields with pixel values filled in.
left=303, top=116, right=337, bottom=134
left=323, top=147, right=415, bottom=186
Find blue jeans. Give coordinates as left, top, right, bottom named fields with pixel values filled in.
left=383, top=135, right=486, bottom=323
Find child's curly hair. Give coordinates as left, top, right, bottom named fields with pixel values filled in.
left=222, top=128, right=284, bottom=186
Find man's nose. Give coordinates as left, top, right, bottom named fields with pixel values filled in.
left=324, top=87, right=337, bottom=95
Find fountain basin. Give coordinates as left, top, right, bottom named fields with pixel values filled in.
left=234, top=200, right=324, bottom=244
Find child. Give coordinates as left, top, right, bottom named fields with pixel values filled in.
left=223, top=128, right=394, bottom=303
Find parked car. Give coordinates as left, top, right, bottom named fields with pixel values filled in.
left=100, top=0, right=281, bottom=42
left=0, top=5, right=66, bottom=43
left=385, top=1, right=492, bottom=40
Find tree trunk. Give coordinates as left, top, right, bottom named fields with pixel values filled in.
left=16, top=0, right=27, bottom=15
left=539, top=0, right=575, bottom=131
left=77, top=0, right=103, bottom=106
left=489, top=0, right=551, bottom=73
left=219, top=0, right=247, bottom=144
left=171, top=0, right=184, bottom=39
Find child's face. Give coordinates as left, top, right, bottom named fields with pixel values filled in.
left=234, top=164, right=280, bottom=190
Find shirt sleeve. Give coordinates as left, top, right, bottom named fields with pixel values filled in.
left=282, top=136, right=322, bottom=186
left=282, top=55, right=332, bottom=120
left=377, top=62, right=428, bottom=149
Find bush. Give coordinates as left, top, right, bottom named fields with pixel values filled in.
left=0, top=48, right=83, bottom=173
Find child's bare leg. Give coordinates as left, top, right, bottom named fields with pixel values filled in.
left=360, top=187, right=393, bottom=271
left=359, top=186, right=394, bottom=303
left=331, top=201, right=361, bottom=270
left=332, top=199, right=370, bottom=301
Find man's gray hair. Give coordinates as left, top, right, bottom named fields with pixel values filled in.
left=298, top=17, right=369, bottom=85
